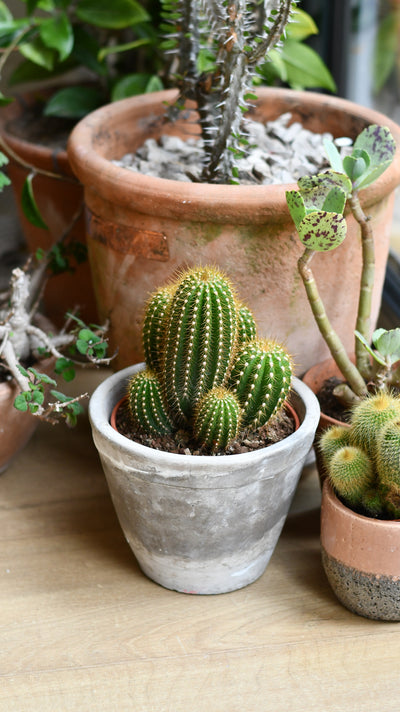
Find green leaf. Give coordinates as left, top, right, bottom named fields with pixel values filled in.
left=111, top=73, right=162, bottom=101
left=285, top=190, right=306, bottom=230
left=297, top=171, right=351, bottom=211
left=39, top=13, right=73, bottom=61
left=71, top=25, right=106, bottom=76
left=355, top=330, right=386, bottom=366
left=98, top=37, right=150, bottom=62
left=14, top=394, right=29, bottom=412
left=286, top=8, right=318, bottom=41
left=323, top=139, right=344, bottom=173
left=373, top=328, right=400, bottom=363
left=76, top=0, right=150, bottom=29
left=19, top=37, right=55, bottom=70
left=0, top=1, right=13, bottom=22
left=0, top=90, right=13, bottom=106
left=279, top=40, right=337, bottom=92
left=32, top=389, right=45, bottom=405
left=21, top=174, right=48, bottom=229
left=352, top=125, right=396, bottom=191
left=343, top=154, right=369, bottom=183
left=43, top=86, right=103, bottom=118
left=321, top=187, right=346, bottom=215
left=374, top=12, right=398, bottom=93
left=297, top=211, right=347, bottom=252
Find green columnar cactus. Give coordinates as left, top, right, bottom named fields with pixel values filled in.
left=128, top=369, right=174, bottom=436
left=142, top=286, right=174, bottom=373
left=320, top=392, right=400, bottom=519
left=237, top=304, right=257, bottom=345
left=229, top=338, right=293, bottom=428
left=127, top=266, right=293, bottom=451
left=193, top=387, right=242, bottom=451
left=162, top=267, right=239, bottom=424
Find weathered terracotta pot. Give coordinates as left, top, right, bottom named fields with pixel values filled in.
left=0, top=356, right=54, bottom=473
left=302, top=357, right=350, bottom=430
left=67, top=87, right=400, bottom=372
left=0, top=95, right=98, bottom=325
left=321, top=479, right=400, bottom=620
left=89, top=363, right=320, bottom=594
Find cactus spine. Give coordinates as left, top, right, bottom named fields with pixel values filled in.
left=320, top=392, right=400, bottom=518
left=127, top=266, right=293, bottom=451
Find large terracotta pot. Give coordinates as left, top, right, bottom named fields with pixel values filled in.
left=0, top=95, right=98, bottom=325
left=321, top=479, right=400, bottom=620
left=67, top=88, right=400, bottom=372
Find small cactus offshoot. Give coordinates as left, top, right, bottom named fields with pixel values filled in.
left=127, top=266, right=293, bottom=452
left=319, top=391, right=400, bottom=519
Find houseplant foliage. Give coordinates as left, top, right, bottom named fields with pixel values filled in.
left=126, top=265, right=293, bottom=452
left=0, top=152, right=110, bottom=428
left=88, top=265, right=320, bottom=593
left=0, top=0, right=162, bottom=117
left=286, top=123, right=397, bottom=408
left=160, top=0, right=334, bottom=182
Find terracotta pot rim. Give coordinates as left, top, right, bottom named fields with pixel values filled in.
left=109, top=394, right=301, bottom=442
left=67, top=87, right=400, bottom=222
left=323, top=479, right=400, bottom=527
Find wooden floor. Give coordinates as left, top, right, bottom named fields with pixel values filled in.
left=1, top=368, right=400, bottom=712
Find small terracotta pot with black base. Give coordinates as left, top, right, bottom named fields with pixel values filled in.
left=321, top=480, right=400, bottom=621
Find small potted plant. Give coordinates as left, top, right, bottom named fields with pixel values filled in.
left=319, top=391, right=400, bottom=620
left=0, top=154, right=111, bottom=471
left=88, top=265, right=320, bottom=594
left=66, top=0, right=400, bottom=375
left=286, top=123, right=399, bottom=420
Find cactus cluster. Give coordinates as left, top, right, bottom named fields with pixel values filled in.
left=127, top=266, right=293, bottom=452
left=319, top=391, right=400, bottom=519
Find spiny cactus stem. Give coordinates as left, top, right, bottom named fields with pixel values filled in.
left=298, top=247, right=368, bottom=399
left=248, top=0, right=293, bottom=64
left=349, top=192, right=375, bottom=382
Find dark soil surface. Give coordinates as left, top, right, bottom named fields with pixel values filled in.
left=114, top=397, right=296, bottom=456
left=6, top=106, right=75, bottom=151
left=317, top=376, right=351, bottom=423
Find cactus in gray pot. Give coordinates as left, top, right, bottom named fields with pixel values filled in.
left=127, top=266, right=293, bottom=452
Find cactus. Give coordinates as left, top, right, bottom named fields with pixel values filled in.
left=162, top=266, right=239, bottom=424
left=142, top=286, right=175, bottom=374
left=350, top=392, right=400, bottom=459
left=127, top=266, right=293, bottom=451
left=318, top=425, right=351, bottom=470
left=321, top=392, right=400, bottom=519
left=237, top=304, right=257, bottom=345
left=128, top=369, right=174, bottom=436
left=229, top=338, right=292, bottom=428
left=193, top=387, right=242, bottom=451
left=329, top=446, right=375, bottom=507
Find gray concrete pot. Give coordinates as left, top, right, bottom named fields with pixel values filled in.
left=89, top=364, right=320, bottom=594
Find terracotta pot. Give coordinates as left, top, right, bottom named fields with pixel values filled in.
left=321, top=479, right=400, bottom=620
left=89, top=364, right=320, bottom=594
left=0, top=94, right=98, bottom=326
left=0, top=356, right=54, bottom=473
left=67, top=87, right=400, bottom=372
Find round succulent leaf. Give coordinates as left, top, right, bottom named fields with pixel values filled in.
left=297, top=170, right=351, bottom=210
left=297, top=210, right=347, bottom=251
left=343, top=154, right=368, bottom=183
left=285, top=190, right=306, bottom=229
left=373, top=328, right=400, bottom=363
left=352, top=124, right=396, bottom=190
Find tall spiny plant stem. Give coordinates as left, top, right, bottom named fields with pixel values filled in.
left=162, top=0, right=296, bottom=182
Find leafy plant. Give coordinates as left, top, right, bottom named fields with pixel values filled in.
left=286, top=123, right=397, bottom=406
left=320, top=391, right=400, bottom=519
left=0, top=0, right=163, bottom=117
left=160, top=0, right=336, bottom=182
left=127, top=266, right=293, bottom=452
